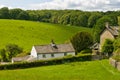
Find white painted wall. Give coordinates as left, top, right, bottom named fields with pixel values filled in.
left=37, top=52, right=75, bottom=60
left=54, top=53, right=64, bottom=58
left=37, top=54, right=43, bottom=60
left=31, top=46, right=37, bottom=58
left=37, top=54, right=52, bottom=60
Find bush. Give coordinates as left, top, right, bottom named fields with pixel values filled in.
left=70, top=32, right=93, bottom=53
left=79, top=49, right=92, bottom=54
left=102, top=39, right=114, bottom=56
left=0, top=54, right=92, bottom=70
left=0, top=44, right=23, bottom=61
left=112, top=55, right=120, bottom=62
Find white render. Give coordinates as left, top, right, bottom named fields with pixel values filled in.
left=31, top=46, right=37, bottom=57
left=30, top=46, right=75, bottom=60
left=36, top=52, right=75, bottom=60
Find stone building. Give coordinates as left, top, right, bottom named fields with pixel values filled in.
left=100, top=23, right=119, bottom=51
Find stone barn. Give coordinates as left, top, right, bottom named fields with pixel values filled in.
left=100, top=23, right=119, bottom=51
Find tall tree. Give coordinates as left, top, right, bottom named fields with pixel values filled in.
left=70, top=32, right=93, bottom=53
left=17, top=11, right=29, bottom=20
left=9, top=8, right=23, bottom=19
left=0, top=7, right=9, bottom=19
left=88, top=13, right=102, bottom=28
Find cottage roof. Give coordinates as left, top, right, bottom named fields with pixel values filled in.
left=101, top=26, right=119, bottom=37
left=34, top=43, right=75, bottom=54
left=107, top=26, right=119, bottom=36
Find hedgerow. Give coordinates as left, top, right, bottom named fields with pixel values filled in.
left=0, top=54, right=92, bottom=70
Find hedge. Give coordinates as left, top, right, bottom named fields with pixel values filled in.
left=0, top=54, right=92, bottom=70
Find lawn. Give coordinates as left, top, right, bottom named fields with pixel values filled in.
left=0, top=60, right=119, bottom=80
left=0, top=19, right=92, bottom=52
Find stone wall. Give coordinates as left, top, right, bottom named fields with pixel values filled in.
left=109, top=58, right=120, bottom=71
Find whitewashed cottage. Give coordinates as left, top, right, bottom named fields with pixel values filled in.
left=30, top=41, right=75, bottom=60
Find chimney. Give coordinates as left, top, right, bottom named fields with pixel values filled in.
left=105, top=22, right=110, bottom=28
left=51, top=40, right=57, bottom=48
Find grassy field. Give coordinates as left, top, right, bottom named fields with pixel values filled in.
left=0, top=19, right=92, bottom=51
left=0, top=60, right=119, bottom=80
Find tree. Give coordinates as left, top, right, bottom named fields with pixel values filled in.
left=77, top=14, right=88, bottom=27
left=17, top=11, right=29, bottom=20
left=88, top=13, right=102, bottom=28
left=59, top=14, right=70, bottom=25
left=0, top=7, right=9, bottom=19
left=6, top=44, right=23, bottom=59
left=29, top=12, right=38, bottom=21
left=102, top=39, right=114, bottom=56
left=0, top=49, right=8, bottom=62
left=9, top=8, right=23, bottom=19
left=70, top=32, right=93, bottom=53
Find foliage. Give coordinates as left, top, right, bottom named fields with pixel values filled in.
left=112, top=55, right=120, bottom=61
left=79, top=49, right=92, bottom=54
left=0, top=44, right=23, bottom=61
left=70, top=32, right=93, bottom=53
left=5, top=44, right=23, bottom=59
left=17, top=11, right=29, bottom=20
left=0, top=49, right=8, bottom=61
left=9, top=8, right=22, bottom=19
left=113, top=38, right=120, bottom=51
left=102, top=39, right=114, bottom=56
left=88, top=13, right=102, bottom=28
left=0, top=54, right=92, bottom=70
left=0, top=7, right=9, bottom=19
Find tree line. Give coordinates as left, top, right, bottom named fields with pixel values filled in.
left=0, top=7, right=119, bottom=27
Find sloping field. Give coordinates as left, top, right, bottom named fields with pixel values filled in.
left=0, top=19, right=92, bottom=51
left=0, top=60, right=119, bottom=80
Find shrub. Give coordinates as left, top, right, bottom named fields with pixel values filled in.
left=102, top=39, right=114, bottom=56
left=70, top=32, right=93, bottom=53
left=79, top=49, right=92, bottom=54
left=112, top=55, right=120, bottom=62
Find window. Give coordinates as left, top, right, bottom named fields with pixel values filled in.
left=51, top=54, right=54, bottom=57
left=64, top=53, right=67, bottom=56
left=43, top=54, right=46, bottom=58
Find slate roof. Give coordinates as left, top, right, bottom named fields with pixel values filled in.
left=101, top=26, right=119, bottom=38
left=34, top=43, right=75, bottom=54
left=107, top=26, right=119, bottom=36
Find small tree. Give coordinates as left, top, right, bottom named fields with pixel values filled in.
left=102, top=39, right=114, bottom=56
left=70, top=32, right=93, bottom=53
left=6, top=44, right=23, bottom=60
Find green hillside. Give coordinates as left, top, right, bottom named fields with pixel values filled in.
left=0, top=60, right=119, bottom=80
left=0, top=19, right=92, bottom=51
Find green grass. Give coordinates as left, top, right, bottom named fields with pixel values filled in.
left=0, top=60, right=119, bottom=80
left=0, top=19, right=92, bottom=51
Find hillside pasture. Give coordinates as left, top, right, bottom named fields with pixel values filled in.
left=0, top=19, right=92, bottom=51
